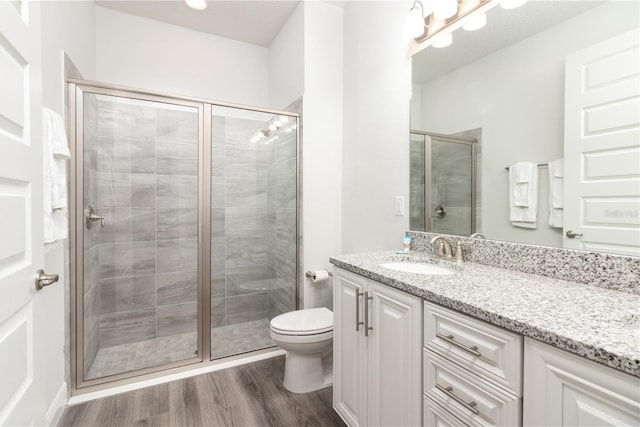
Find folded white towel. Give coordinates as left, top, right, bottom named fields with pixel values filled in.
left=515, top=162, right=533, bottom=183
left=509, top=162, right=538, bottom=228
left=510, top=162, right=535, bottom=206
left=548, top=158, right=564, bottom=228
left=42, top=107, right=70, bottom=243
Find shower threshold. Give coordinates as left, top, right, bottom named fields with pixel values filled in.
left=87, top=318, right=275, bottom=380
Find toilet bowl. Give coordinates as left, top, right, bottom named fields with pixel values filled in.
left=270, top=307, right=333, bottom=393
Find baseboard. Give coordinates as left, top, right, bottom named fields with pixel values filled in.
left=46, top=382, right=68, bottom=427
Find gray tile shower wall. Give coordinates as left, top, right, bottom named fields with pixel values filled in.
left=267, top=117, right=297, bottom=319
left=407, top=231, right=640, bottom=295
left=211, top=116, right=273, bottom=329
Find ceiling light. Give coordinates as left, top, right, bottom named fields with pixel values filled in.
left=185, top=0, right=207, bottom=11
left=432, top=32, right=453, bottom=48
left=433, top=0, right=457, bottom=20
left=404, top=1, right=426, bottom=39
left=500, top=0, right=527, bottom=10
left=463, top=13, right=486, bottom=31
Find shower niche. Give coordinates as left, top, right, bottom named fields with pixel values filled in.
left=69, top=81, right=299, bottom=389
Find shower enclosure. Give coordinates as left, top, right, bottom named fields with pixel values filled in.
left=69, top=81, right=299, bottom=389
left=410, top=130, right=478, bottom=236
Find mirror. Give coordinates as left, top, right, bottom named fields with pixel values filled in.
left=410, top=0, right=640, bottom=255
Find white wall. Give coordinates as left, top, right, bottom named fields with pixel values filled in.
left=268, top=3, right=304, bottom=110
left=39, top=1, right=97, bottom=424
left=302, top=1, right=344, bottom=308
left=418, top=1, right=639, bottom=247
left=95, top=6, right=269, bottom=106
left=342, top=0, right=413, bottom=254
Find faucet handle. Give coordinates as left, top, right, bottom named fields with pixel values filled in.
left=453, top=241, right=465, bottom=263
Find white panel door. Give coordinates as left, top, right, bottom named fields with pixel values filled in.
left=0, top=2, right=46, bottom=426
left=564, top=29, right=640, bottom=255
left=333, top=268, right=368, bottom=427
left=367, top=281, right=422, bottom=427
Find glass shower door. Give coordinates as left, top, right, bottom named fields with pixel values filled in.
left=80, top=90, right=202, bottom=381
left=410, top=131, right=477, bottom=236
left=430, top=138, right=475, bottom=236
left=209, top=106, right=298, bottom=360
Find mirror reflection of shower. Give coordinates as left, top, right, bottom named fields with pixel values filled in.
left=250, top=115, right=297, bottom=144
left=409, top=130, right=481, bottom=237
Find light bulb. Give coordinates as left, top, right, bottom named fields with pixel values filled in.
left=404, top=2, right=426, bottom=39
left=463, top=13, right=486, bottom=31
left=185, top=0, right=207, bottom=11
left=500, top=0, right=527, bottom=9
left=433, top=0, right=457, bottom=20
left=432, top=32, right=452, bottom=48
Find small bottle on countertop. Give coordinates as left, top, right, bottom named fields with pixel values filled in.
left=402, top=236, right=411, bottom=252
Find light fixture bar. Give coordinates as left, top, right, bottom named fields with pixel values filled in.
left=411, top=0, right=502, bottom=52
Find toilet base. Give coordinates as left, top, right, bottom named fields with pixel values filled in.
left=283, top=351, right=331, bottom=393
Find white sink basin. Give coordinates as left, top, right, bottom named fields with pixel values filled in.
left=379, top=262, right=458, bottom=275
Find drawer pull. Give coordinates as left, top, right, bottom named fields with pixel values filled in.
left=436, top=332, right=481, bottom=357
left=436, top=384, right=480, bottom=415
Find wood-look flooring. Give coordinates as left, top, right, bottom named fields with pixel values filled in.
left=60, top=356, right=345, bottom=427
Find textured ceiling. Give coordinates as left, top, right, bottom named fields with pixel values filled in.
left=412, top=1, right=604, bottom=84
left=95, top=0, right=301, bottom=47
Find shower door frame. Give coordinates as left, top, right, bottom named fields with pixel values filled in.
left=68, top=79, right=301, bottom=394
left=411, top=130, right=477, bottom=234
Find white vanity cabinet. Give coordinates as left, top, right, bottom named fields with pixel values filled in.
left=333, top=267, right=422, bottom=427
left=423, top=302, right=523, bottom=426
left=523, top=338, right=640, bottom=426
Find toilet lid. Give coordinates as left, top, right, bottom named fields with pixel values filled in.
left=271, top=307, right=333, bottom=335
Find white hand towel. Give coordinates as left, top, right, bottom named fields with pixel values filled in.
left=509, top=162, right=538, bottom=228
left=548, top=158, right=564, bottom=228
left=510, top=162, right=534, bottom=206
left=42, top=107, right=70, bottom=243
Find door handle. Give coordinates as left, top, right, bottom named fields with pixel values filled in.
left=364, top=291, right=373, bottom=337
left=85, top=205, right=105, bottom=229
left=355, top=288, right=364, bottom=332
left=35, top=269, right=59, bottom=290
left=566, top=230, right=583, bottom=239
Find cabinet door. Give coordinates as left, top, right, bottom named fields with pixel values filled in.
left=333, top=268, right=368, bottom=427
left=524, top=338, right=640, bottom=426
left=368, top=281, right=422, bottom=427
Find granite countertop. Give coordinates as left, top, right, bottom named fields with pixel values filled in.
left=329, top=251, right=640, bottom=378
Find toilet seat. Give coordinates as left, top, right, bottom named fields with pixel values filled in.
left=270, top=307, right=333, bottom=336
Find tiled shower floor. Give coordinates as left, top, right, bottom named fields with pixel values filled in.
left=87, top=318, right=276, bottom=379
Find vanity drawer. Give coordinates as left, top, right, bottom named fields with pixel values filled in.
left=424, top=394, right=468, bottom=427
left=424, top=348, right=521, bottom=427
left=424, top=302, right=523, bottom=395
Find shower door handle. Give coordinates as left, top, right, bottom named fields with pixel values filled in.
left=85, top=205, right=105, bottom=229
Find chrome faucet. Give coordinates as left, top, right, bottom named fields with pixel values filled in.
left=430, top=235, right=464, bottom=263
left=470, top=232, right=486, bottom=239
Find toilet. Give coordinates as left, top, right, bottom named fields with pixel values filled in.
left=270, top=307, right=333, bottom=393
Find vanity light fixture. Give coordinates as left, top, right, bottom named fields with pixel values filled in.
left=434, top=0, right=458, bottom=20
left=463, top=13, right=487, bottom=31
left=185, top=0, right=207, bottom=11
left=407, top=0, right=527, bottom=50
left=432, top=32, right=453, bottom=48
